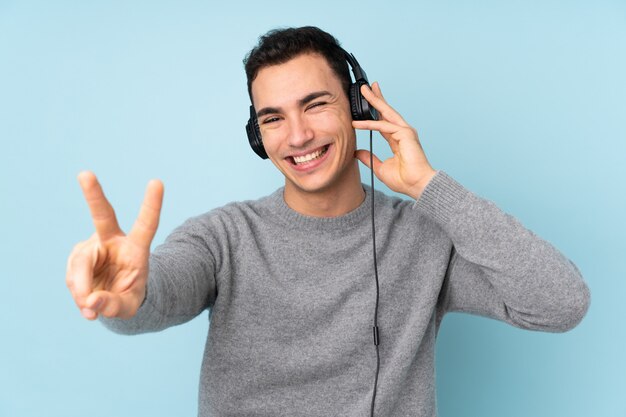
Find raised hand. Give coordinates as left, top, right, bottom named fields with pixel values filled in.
left=66, top=172, right=164, bottom=320
left=352, top=82, right=436, bottom=200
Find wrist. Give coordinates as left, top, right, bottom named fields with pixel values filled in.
left=407, top=169, right=437, bottom=201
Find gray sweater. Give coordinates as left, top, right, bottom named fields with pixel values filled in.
left=102, top=171, right=590, bottom=417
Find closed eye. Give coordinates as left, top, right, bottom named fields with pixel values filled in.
left=306, top=102, right=327, bottom=111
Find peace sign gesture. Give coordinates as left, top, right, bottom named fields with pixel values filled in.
left=66, top=172, right=164, bottom=320
left=353, top=82, right=437, bottom=200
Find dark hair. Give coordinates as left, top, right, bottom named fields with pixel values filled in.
left=243, top=26, right=351, bottom=103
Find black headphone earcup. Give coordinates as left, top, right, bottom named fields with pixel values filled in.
left=349, top=82, right=362, bottom=120
left=350, top=81, right=378, bottom=121
left=246, top=106, right=269, bottom=159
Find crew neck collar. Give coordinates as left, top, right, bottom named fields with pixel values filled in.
left=263, top=184, right=375, bottom=233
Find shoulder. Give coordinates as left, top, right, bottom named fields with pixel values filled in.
left=174, top=188, right=283, bottom=235
left=370, top=185, right=449, bottom=242
left=371, top=186, right=423, bottom=222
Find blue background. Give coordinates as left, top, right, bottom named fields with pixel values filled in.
left=1, top=1, right=624, bottom=416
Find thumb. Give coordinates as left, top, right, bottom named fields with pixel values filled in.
left=85, top=290, right=144, bottom=320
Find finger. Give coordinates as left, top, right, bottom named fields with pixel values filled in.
left=371, top=81, right=385, bottom=100
left=66, top=238, right=97, bottom=311
left=86, top=290, right=142, bottom=320
left=355, top=149, right=383, bottom=175
left=128, top=179, right=164, bottom=248
left=78, top=171, right=122, bottom=240
left=360, top=83, right=409, bottom=127
left=352, top=119, right=406, bottom=137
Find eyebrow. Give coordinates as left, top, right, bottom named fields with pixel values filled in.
left=256, top=90, right=333, bottom=119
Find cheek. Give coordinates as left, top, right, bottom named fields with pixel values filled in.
left=313, top=111, right=353, bottom=139
left=260, top=128, right=285, bottom=155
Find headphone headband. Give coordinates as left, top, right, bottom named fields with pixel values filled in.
left=342, top=49, right=369, bottom=85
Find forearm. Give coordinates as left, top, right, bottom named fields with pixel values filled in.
left=418, top=171, right=590, bottom=332
left=99, top=256, right=210, bottom=334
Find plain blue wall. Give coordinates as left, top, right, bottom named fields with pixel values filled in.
left=1, top=1, right=624, bottom=416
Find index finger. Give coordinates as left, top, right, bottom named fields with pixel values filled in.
left=78, top=171, right=122, bottom=240
left=361, top=82, right=409, bottom=128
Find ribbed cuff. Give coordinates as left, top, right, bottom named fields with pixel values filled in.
left=414, top=171, right=470, bottom=226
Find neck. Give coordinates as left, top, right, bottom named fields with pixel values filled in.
left=283, top=162, right=365, bottom=217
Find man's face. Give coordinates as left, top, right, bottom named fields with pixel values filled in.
left=251, top=53, right=357, bottom=197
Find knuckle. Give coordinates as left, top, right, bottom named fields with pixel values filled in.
left=100, top=307, right=113, bottom=318
left=101, top=300, right=120, bottom=318
left=101, top=309, right=116, bottom=318
left=70, top=292, right=86, bottom=309
left=75, top=298, right=86, bottom=310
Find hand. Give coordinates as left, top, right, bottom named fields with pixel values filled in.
left=352, top=82, right=436, bottom=200
left=66, top=172, right=164, bottom=320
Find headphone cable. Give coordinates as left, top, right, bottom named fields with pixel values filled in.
left=369, top=128, right=381, bottom=417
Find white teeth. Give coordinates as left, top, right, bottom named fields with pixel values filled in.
left=292, top=146, right=328, bottom=164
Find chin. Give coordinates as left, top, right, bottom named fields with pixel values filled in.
left=286, top=177, right=334, bottom=194
left=285, top=164, right=357, bottom=196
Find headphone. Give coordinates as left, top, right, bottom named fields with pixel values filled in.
left=245, top=48, right=379, bottom=159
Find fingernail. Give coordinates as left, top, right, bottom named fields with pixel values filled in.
left=81, top=308, right=96, bottom=319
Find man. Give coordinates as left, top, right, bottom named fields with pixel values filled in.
left=66, top=26, right=590, bottom=417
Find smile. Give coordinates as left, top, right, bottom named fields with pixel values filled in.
left=288, top=145, right=330, bottom=166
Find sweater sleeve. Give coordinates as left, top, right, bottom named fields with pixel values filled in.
left=99, top=215, right=219, bottom=335
left=416, top=171, right=590, bottom=332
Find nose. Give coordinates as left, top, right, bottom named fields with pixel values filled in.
left=287, top=114, right=314, bottom=148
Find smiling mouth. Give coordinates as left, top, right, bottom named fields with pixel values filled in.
left=288, top=145, right=330, bottom=166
